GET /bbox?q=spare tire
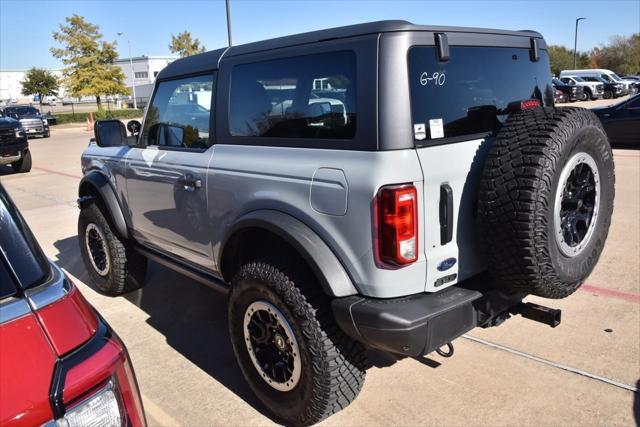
[478,107,615,299]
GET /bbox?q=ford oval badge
[437,257,457,271]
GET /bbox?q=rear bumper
[332,284,522,357]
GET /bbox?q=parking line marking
[32,166,82,180]
[580,284,640,303]
[462,334,639,393]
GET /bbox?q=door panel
[124,72,217,269]
[126,147,214,268]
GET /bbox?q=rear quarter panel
[208,145,427,298]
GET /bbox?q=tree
[51,14,128,108]
[547,45,590,76]
[169,31,206,57]
[590,34,640,75]
[21,68,59,109]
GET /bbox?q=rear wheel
[228,261,366,426]
[11,150,31,173]
[603,90,613,99]
[78,202,147,295]
[478,107,615,298]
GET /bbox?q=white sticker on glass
[414,123,426,140]
[429,119,444,139]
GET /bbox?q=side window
[142,73,216,149]
[600,74,613,82]
[628,97,640,108]
[229,51,356,139]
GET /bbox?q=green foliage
[169,31,206,57]
[591,34,640,75]
[54,109,143,124]
[548,45,590,76]
[21,68,59,108]
[51,15,129,107]
[549,33,640,76]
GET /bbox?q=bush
[53,109,144,124]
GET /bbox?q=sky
[1,0,639,70]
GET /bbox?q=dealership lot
[1,127,638,426]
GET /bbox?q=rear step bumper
[332,284,560,357]
[332,286,482,357]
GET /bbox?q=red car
[0,184,145,427]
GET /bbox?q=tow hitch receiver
[511,302,561,327]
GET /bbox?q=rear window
[408,46,553,143]
[229,51,356,140]
[0,259,17,300]
[0,187,49,289]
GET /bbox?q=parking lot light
[574,17,586,68]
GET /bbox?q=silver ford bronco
[78,21,615,425]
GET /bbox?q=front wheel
[78,202,147,295]
[11,150,31,173]
[228,261,366,426]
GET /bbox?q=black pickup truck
[552,78,584,103]
[1,106,50,138]
[0,117,31,173]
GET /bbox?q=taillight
[46,280,146,427]
[375,184,418,265]
[53,332,146,427]
[520,99,541,109]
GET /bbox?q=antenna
[226,0,233,47]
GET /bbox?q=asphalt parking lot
[1,124,638,426]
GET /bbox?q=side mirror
[127,120,142,136]
[94,119,127,147]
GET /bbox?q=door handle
[179,175,202,192]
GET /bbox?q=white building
[0,55,177,103]
[115,55,178,89]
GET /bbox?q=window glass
[628,96,640,108]
[134,72,149,79]
[0,259,17,300]
[229,51,356,139]
[0,188,49,289]
[142,73,215,149]
[408,47,554,142]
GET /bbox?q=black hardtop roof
[157,20,543,80]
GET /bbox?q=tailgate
[416,139,487,291]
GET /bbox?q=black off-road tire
[43,129,51,138]
[228,260,367,426]
[603,90,613,99]
[478,107,615,298]
[11,150,32,173]
[78,202,147,295]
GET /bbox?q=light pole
[117,32,137,109]
[573,17,586,69]
[226,0,232,47]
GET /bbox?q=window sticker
[413,123,426,140]
[420,71,446,86]
[429,118,444,139]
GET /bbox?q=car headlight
[56,381,122,427]
[14,128,25,138]
[42,118,48,125]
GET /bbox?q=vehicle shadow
[52,235,442,422]
[0,165,15,176]
[52,235,270,419]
